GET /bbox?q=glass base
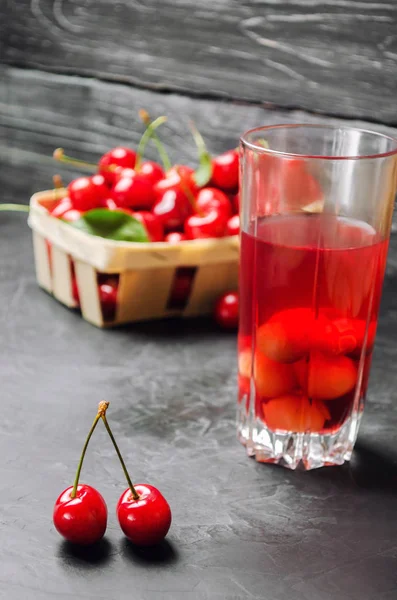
[237,399,250,446]
[239,412,362,470]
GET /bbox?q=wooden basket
[28,191,239,327]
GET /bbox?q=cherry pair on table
[53,401,172,547]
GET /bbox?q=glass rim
[240,123,397,161]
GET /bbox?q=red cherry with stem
[195,187,232,218]
[183,187,231,239]
[99,281,118,321]
[165,231,188,243]
[98,147,137,185]
[51,197,73,218]
[226,214,240,236]
[153,188,192,231]
[214,291,239,329]
[100,407,172,546]
[117,484,172,547]
[211,149,239,191]
[53,402,109,545]
[53,485,107,546]
[109,117,169,210]
[69,177,102,211]
[154,165,198,202]
[133,211,164,242]
[139,161,164,186]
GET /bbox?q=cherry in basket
[211,149,239,191]
[98,146,137,185]
[184,187,231,239]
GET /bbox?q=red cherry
[91,174,109,202]
[184,209,227,239]
[211,150,239,191]
[68,177,102,211]
[139,161,164,186]
[99,282,118,321]
[214,292,238,329]
[98,147,137,185]
[72,276,80,305]
[226,214,240,236]
[154,165,198,200]
[195,187,232,218]
[133,211,164,242]
[165,231,188,243]
[153,188,192,231]
[255,350,297,399]
[295,352,357,400]
[112,171,156,209]
[117,484,172,546]
[113,167,135,184]
[263,395,329,433]
[168,268,195,307]
[51,197,73,218]
[257,308,312,363]
[53,484,107,546]
[184,187,231,240]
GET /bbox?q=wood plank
[32,231,52,293]
[74,260,104,327]
[1,1,397,122]
[51,245,76,307]
[1,66,397,210]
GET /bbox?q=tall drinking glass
[238,125,397,470]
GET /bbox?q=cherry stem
[139,110,172,172]
[100,413,140,501]
[53,174,65,189]
[189,120,208,158]
[0,204,29,213]
[188,120,213,188]
[135,115,168,173]
[70,401,109,499]
[53,148,98,172]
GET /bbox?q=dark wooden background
[2,0,397,206]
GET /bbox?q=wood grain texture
[1,0,397,122]
[2,65,397,208]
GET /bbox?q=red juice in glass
[238,213,388,440]
[238,124,397,469]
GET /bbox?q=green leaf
[68,209,149,243]
[189,121,213,187]
[194,150,213,187]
